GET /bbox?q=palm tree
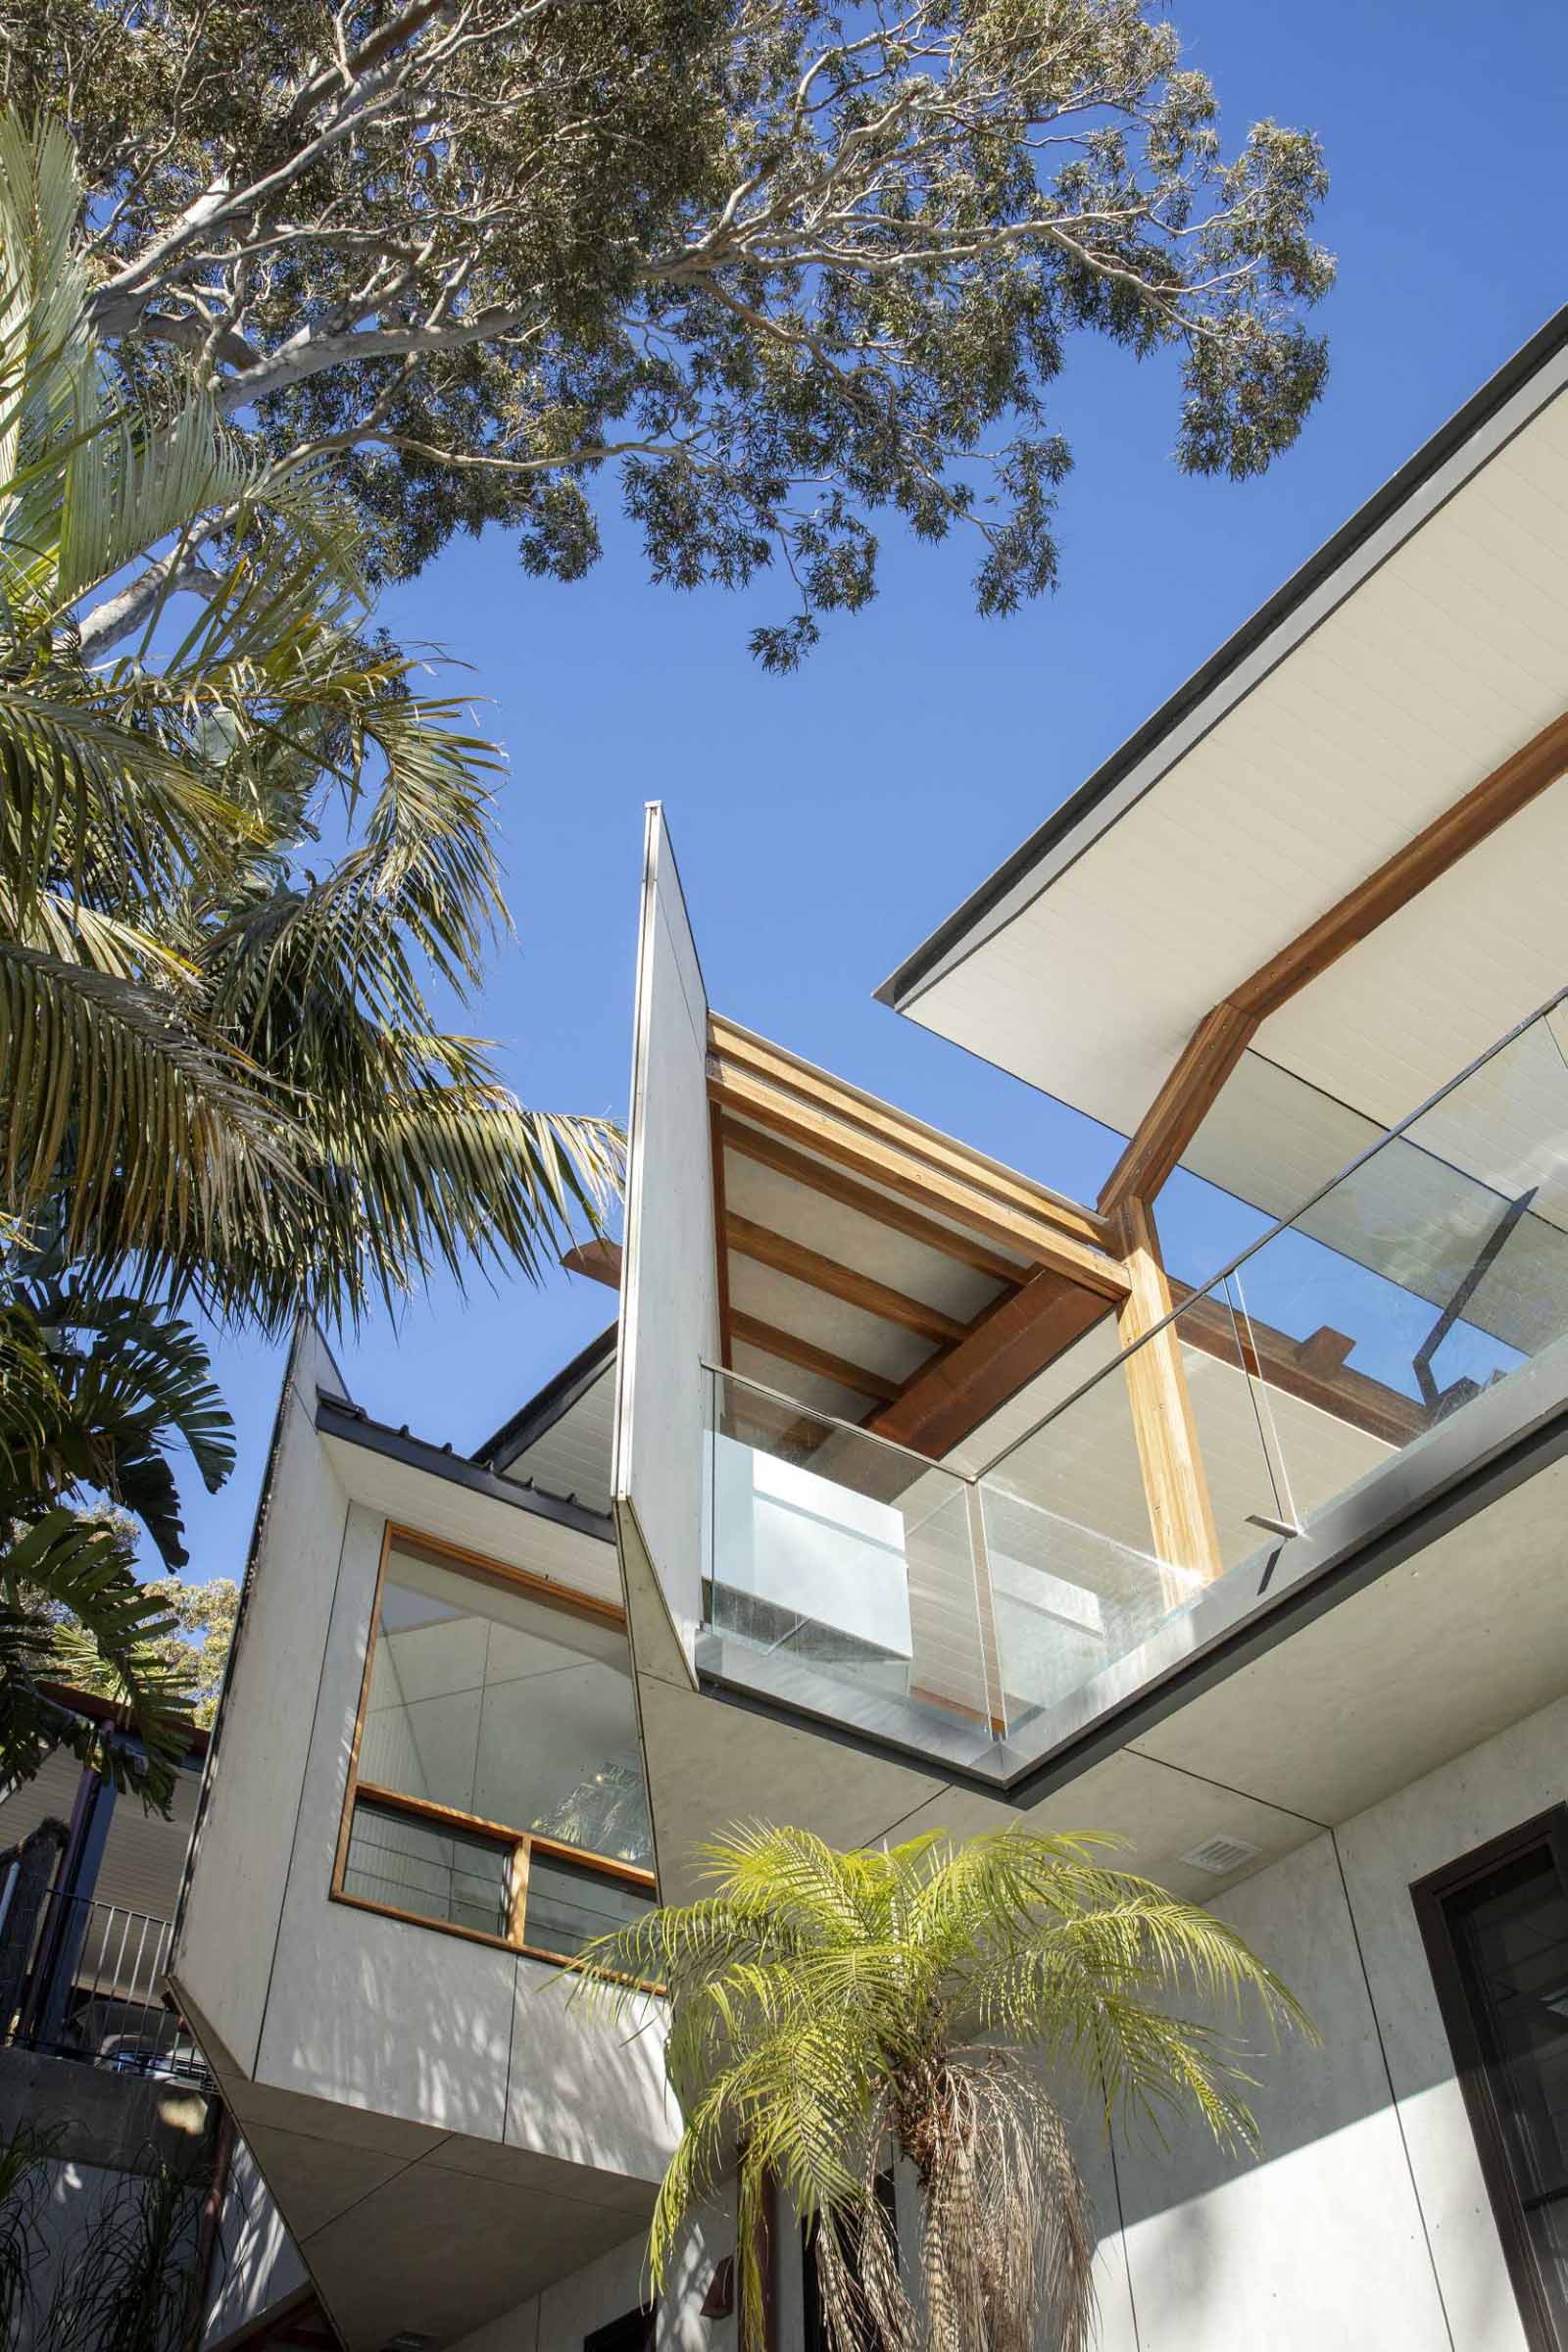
[1,1273,233,1804]
[0,108,620,1325]
[0,106,619,1791]
[576,1823,1313,2352]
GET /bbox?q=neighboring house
[174,308,1568,2352]
[0,1695,225,2343]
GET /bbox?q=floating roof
[878,306,1568,1222]
[474,1320,617,1513]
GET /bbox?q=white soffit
[881,318,1568,1154]
[317,1430,623,1614]
[504,1360,616,1516]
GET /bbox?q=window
[335,1529,656,1964]
[583,2305,656,2352]
[1414,1808,1568,2352]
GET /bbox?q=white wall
[613,805,720,1682]
[1098,1693,1568,2351]
[245,1489,677,2183]
[1338,1695,1568,2350]
[173,1323,352,2078]
[199,2131,308,2349]
[446,2194,739,2352]
[445,2129,1140,2352]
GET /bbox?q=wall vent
[1179,1834,1262,1877]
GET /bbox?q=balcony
[2,1885,209,2084]
[697,988,1568,1786]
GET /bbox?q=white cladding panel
[895,375,1568,1191]
[613,807,720,1673]
[198,2133,307,2350]
[173,1323,351,2077]
[510,1362,616,1515]
[709,1430,914,1656]
[1099,1693,1568,2350]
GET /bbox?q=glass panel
[972,994,1568,1757]
[706,1370,997,1737]
[1446,1842,1568,2327]
[343,1799,513,1939]
[524,1852,655,1963]
[981,1482,1183,1726]
[362,1539,653,1870]
[1177,1004,1568,1543]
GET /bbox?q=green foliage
[0,2125,204,2349]
[0,1278,227,1803]
[58,1558,239,1733]
[126,1575,237,1731]
[574,1822,1314,2352]
[2,0,1332,663]
[0,2122,61,2345]
[44,2155,198,2352]
[0,108,621,1327]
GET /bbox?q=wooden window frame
[1411,1804,1568,2352]
[331,1523,656,1971]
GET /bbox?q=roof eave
[877,301,1568,1015]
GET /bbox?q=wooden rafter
[867,1270,1110,1457]
[726,1213,969,1346]
[1173,1283,1426,1447]
[710,1101,734,1366]
[719,1116,1025,1283]
[710,1049,1128,1297]
[562,1237,622,1287]
[729,1310,901,1403]
[711,1017,1108,1240]
[1099,705,1568,1218]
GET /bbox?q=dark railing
[3,1882,211,2086]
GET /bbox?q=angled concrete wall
[198,2131,308,2349]
[172,1324,352,2080]
[613,804,720,1685]
[1095,1694,1568,2351]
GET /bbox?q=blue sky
[177,0,1568,1584]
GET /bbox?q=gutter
[314,1393,615,1544]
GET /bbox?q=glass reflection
[360,1540,653,1869]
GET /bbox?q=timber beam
[1099,705,1568,1219]
[867,1271,1110,1458]
[709,1027,1127,1298]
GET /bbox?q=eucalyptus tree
[578,1822,1311,2352]
[4,0,1333,667]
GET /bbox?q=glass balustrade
[702,1367,1004,1755]
[699,992,1568,1772]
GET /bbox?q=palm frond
[0,687,250,921]
[0,935,300,1262]
[0,1509,194,1808]
[570,1821,1313,2352]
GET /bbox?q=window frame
[331,1522,657,1969]
[1411,1803,1568,2352]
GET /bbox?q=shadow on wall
[259,1683,675,2184]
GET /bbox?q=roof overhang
[877,306,1568,1219]
[473,1322,617,1474]
[314,1395,621,1615]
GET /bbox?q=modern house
[176,306,1568,2352]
